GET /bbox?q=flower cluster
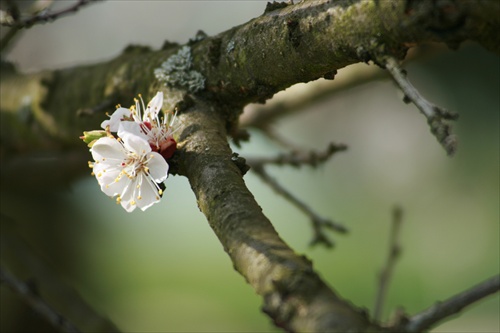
[81,92,179,212]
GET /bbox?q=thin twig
[403,274,500,332]
[0,213,121,332]
[1,0,102,53]
[246,142,347,168]
[373,206,403,321]
[251,164,347,248]
[1,0,101,29]
[0,266,81,333]
[384,56,459,156]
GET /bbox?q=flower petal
[101,108,132,132]
[91,137,126,162]
[118,121,148,142]
[135,174,162,211]
[121,132,151,155]
[144,92,163,122]
[147,151,169,183]
[119,176,139,212]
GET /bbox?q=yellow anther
[97,172,102,178]
[137,195,142,200]
[131,200,136,205]
[159,189,163,195]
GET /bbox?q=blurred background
[1,1,498,332]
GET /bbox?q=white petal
[118,121,148,142]
[136,174,161,211]
[102,169,130,197]
[147,152,169,183]
[91,137,126,162]
[101,108,132,132]
[119,176,139,212]
[144,92,163,122]
[122,132,151,155]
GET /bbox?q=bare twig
[251,164,347,247]
[0,266,80,333]
[403,274,500,332]
[247,143,348,247]
[1,0,102,53]
[1,0,101,29]
[384,56,459,156]
[246,142,347,168]
[373,206,404,321]
[0,213,121,332]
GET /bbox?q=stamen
[139,95,146,118]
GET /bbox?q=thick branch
[1,0,498,153]
[192,0,499,108]
[175,98,384,332]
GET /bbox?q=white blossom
[101,91,178,158]
[89,133,169,212]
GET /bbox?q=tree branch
[251,164,347,248]
[1,0,498,153]
[246,142,347,168]
[384,56,458,155]
[403,274,500,332]
[1,0,101,29]
[1,1,498,331]
[0,213,121,332]
[0,0,102,53]
[0,266,80,333]
[373,206,403,321]
[174,98,384,332]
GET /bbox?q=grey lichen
[154,46,205,93]
[226,40,235,53]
